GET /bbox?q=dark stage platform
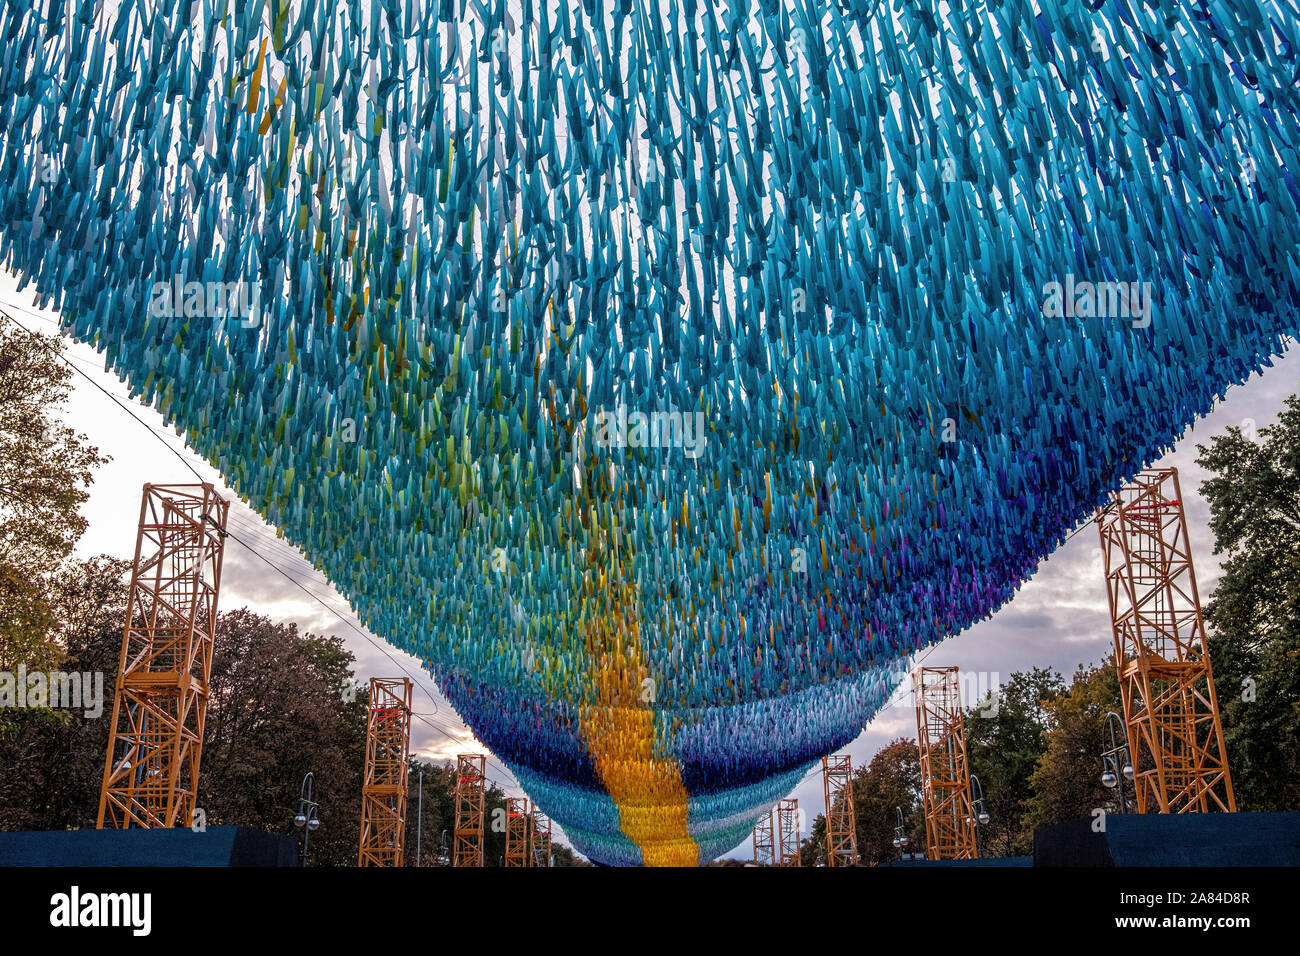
[0,826,299,867]
[1034,812,1300,867]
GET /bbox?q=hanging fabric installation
[1,0,1297,864]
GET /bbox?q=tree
[0,316,107,671]
[199,609,369,865]
[478,781,515,866]
[850,738,922,865]
[1024,660,1122,830]
[2,603,378,862]
[0,564,56,672]
[49,555,132,655]
[404,758,455,866]
[799,812,827,866]
[0,556,130,830]
[551,844,589,867]
[1197,395,1300,810]
[964,667,1065,856]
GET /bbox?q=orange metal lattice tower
[822,755,858,866]
[752,809,776,866]
[453,753,486,866]
[776,798,802,867]
[1097,468,1236,813]
[358,677,413,866]
[98,484,229,829]
[503,797,532,867]
[914,666,977,859]
[530,808,552,867]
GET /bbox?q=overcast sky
[4,271,1297,862]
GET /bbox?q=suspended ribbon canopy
[1,0,1297,864]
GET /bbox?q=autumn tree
[1024,660,1122,829]
[850,738,922,865]
[198,608,369,865]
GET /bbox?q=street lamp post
[1100,710,1135,814]
[293,771,321,866]
[967,774,990,858]
[891,806,911,860]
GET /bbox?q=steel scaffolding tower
[358,677,413,866]
[914,666,978,859]
[776,798,802,867]
[98,484,229,829]
[822,755,858,866]
[752,810,776,866]
[1097,468,1236,813]
[504,797,532,867]
[453,754,486,866]
[530,808,553,867]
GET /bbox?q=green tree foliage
[551,843,587,866]
[799,812,827,866]
[404,758,456,866]
[964,667,1064,856]
[0,565,56,672]
[849,738,922,865]
[1024,661,1122,829]
[0,317,107,672]
[1197,393,1300,810]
